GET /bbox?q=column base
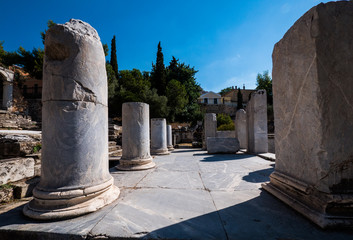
[262,171,353,229]
[116,157,156,171]
[23,178,119,220]
[167,146,175,151]
[151,148,170,155]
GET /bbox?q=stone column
[247,90,268,153]
[150,118,170,155]
[235,109,247,149]
[23,19,120,220]
[117,102,155,170]
[2,81,13,110]
[167,125,174,151]
[203,113,217,150]
[263,1,353,228]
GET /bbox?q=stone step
[109,149,122,157]
[109,146,119,152]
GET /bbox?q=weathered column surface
[0,67,14,110]
[167,125,174,151]
[247,90,268,153]
[117,102,155,170]
[263,1,353,229]
[23,19,120,220]
[150,118,169,155]
[203,113,217,150]
[235,109,247,149]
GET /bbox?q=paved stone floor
[0,148,352,239]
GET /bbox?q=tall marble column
[263,1,353,228]
[150,118,170,155]
[117,102,155,170]
[203,113,217,150]
[235,109,247,149]
[23,19,120,220]
[167,124,174,151]
[247,90,268,153]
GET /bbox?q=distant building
[222,85,254,109]
[198,91,223,105]
[198,85,255,117]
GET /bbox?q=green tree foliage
[237,88,243,110]
[2,47,44,79]
[219,87,233,96]
[216,113,234,130]
[110,35,118,79]
[40,20,56,44]
[102,43,109,57]
[150,41,166,95]
[109,69,168,118]
[166,79,188,122]
[0,41,5,65]
[141,88,168,118]
[256,70,273,105]
[106,63,118,100]
[165,57,202,123]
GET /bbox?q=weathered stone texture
[247,90,268,153]
[216,131,235,138]
[167,125,174,151]
[117,102,155,170]
[0,157,35,185]
[263,1,353,228]
[235,109,247,149]
[203,113,217,150]
[23,19,119,220]
[207,137,240,154]
[150,118,169,155]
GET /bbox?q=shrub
[217,113,233,127]
[217,123,235,131]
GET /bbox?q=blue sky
[0,0,332,92]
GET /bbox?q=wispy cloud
[281,3,291,14]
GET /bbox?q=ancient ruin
[22,19,120,220]
[167,124,174,151]
[0,67,14,111]
[235,109,247,149]
[247,90,268,153]
[263,1,353,228]
[117,102,155,170]
[203,113,217,150]
[150,118,170,155]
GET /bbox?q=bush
[217,123,235,131]
[217,113,233,127]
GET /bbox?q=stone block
[247,90,268,153]
[0,157,35,185]
[207,137,240,154]
[13,177,40,199]
[203,113,217,150]
[263,1,353,229]
[235,109,247,149]
[0,187,13,203]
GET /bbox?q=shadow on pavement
[242,167,274,183]
[197,153,253,162]
[144,191,353,240]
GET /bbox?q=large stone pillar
[247,90,268,153]
[117,102,155,170]
[150,118,169,155]
[235,109,247,149]
[2,81,13,110]
[23,19,120,220]
[263,1,353,229]
[167,125,174,151]
[203,113,217,150]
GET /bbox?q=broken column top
[43,19,107,105]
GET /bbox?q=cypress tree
[237,88,243,110]
[110,35,118,79]
[151,41,166,95]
